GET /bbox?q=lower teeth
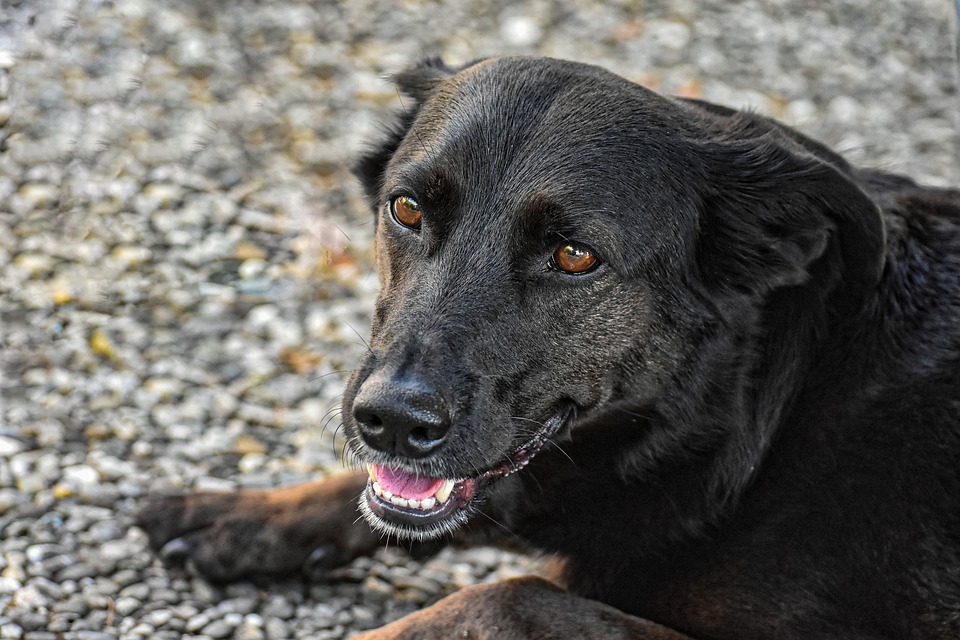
[372,483,443,511]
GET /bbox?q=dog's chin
[357,408,573,540]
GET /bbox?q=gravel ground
[1,1,958,638]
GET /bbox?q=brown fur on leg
[354,577,695,640]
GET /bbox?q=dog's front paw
[137,472,378,582]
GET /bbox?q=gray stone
[125,623,156,636]
[261,596,295,619]
[0,436,27,456]
[0,624,23,639]
[86,519,125,542]
[73,632,115,640]
[56,562,97,581]
[113,596,141,617]
[217,596,259,616]
[185,612,212,633]
[28,576,65,600]
[45,614,74,632]
[142,608,174,627]
[201,618,237,639]
[52,595,89,615]
[118,583,150,601]
[235,623,267,640]
[98,538,141,563]
[149,587,181,604]
[264,617,290,640]
[8,609,48,631]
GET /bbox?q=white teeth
[366,464,377,481]
[370,474,452,510]
[435,479,455,503]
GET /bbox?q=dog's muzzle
[358,406,574,538]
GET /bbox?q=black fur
[345,56,960,638]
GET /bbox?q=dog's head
[343,57,885,539]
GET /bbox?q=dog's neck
[627,274,840,538]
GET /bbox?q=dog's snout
[353,374,451,458]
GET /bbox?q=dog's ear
[351,57,460,211]
[392,56,458,102]
[691,134,886,302]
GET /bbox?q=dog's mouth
[360,408,572,538]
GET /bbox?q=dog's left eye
[390,195,422,229]
[551,243,600,274]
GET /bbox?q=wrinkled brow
[514,191,623,259]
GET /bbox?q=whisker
[618,408,654,421]
[509,416,548,428]
[547,442,576,466]
[507,416,576,465]
[308,369,353,382]
[320,415,343,440]
[476,509,521,541]
[318,404,342,427]
[340,320,372,351]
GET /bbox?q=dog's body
[139,57,960,639]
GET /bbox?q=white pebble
[0,436,26,456]
[62,465,101,486]
[500,15,542,46]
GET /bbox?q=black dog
[139,57,960,639]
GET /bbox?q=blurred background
[1,1,958,638]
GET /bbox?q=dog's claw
[303,543,347,580]
[158,537,192,565]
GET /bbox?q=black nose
[352,372,451,458]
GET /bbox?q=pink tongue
[376,466,445,500]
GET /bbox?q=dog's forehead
[394,58,699,200]
[416,58,647,152]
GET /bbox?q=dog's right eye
[390,196,422,230]
[551,243,600,275]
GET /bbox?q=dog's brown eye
[552,243,599,274]
[391,196,422,229]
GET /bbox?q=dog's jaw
[357,407,574,540]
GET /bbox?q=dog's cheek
[493,286,652,411]
[374,223,418,292]
[572,286,697,410]
[374,231,391,290]
[369,231,423,340]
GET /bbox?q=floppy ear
[692,134,886,302]
[351,57,460,210]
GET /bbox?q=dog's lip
[362,407,573,529]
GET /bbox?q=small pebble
[142,608,173,627]
[201,618,236,639]
[114,596,141,616]
[1,624,23,639]
[186,612,211,633]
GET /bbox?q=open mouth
[360,409,571,537]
